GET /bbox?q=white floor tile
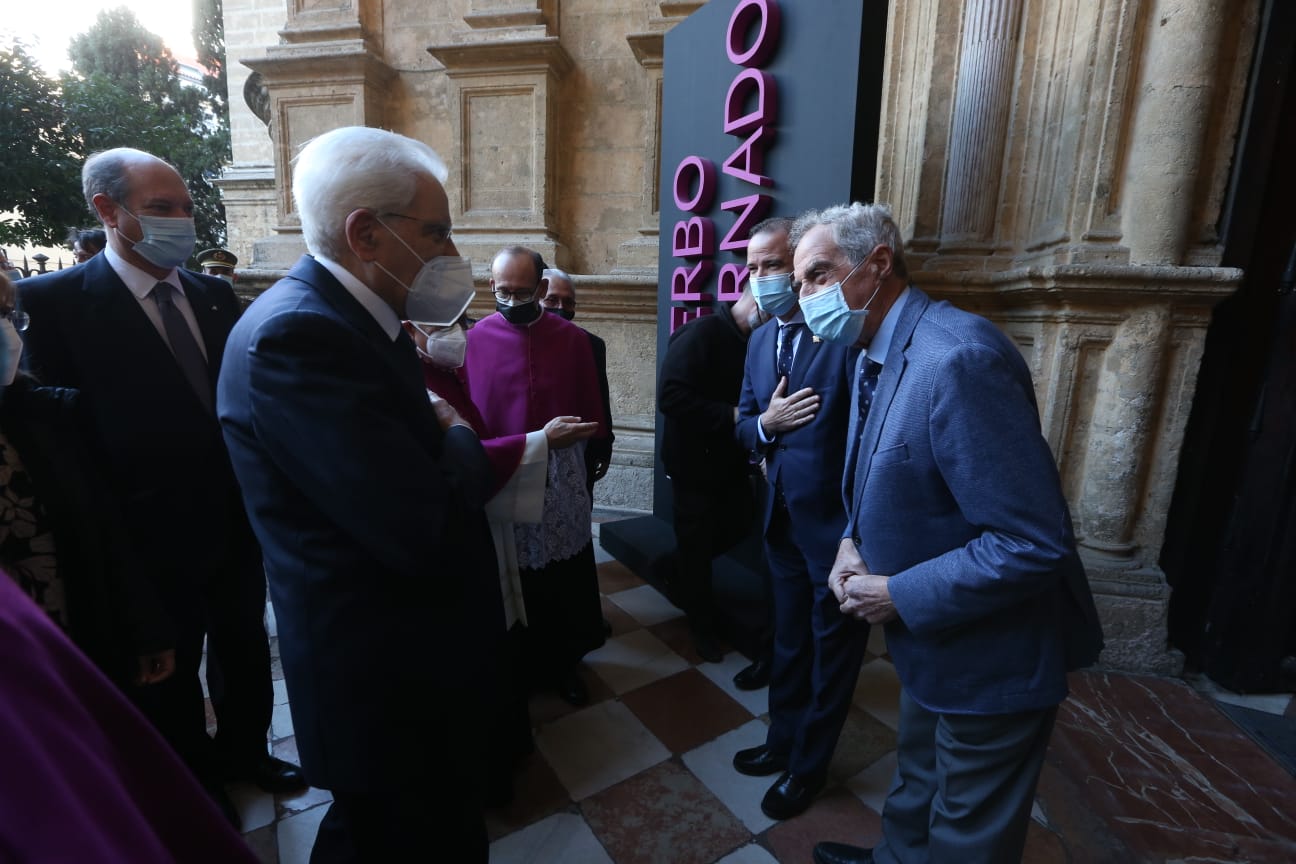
[715,843,781,864]
[271,701,295,741]
[490,812,614,864]
[275,802,328,864]
[273,678,290,706]
[585,629,689,695]
[607,583,683,626]
[697,653,770,716]
[227,782,275,832]
[844,748,897,814]
[853,657,902,731]
[278,784,333,814]
[264,597,277,638]
[682,718,777,833]
[536,700,670,801]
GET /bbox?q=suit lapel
[80,256,177,371]
[851,289,930,518]
[178,271,228,388]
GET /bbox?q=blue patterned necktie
[153,282,213,413]
[777,322,804,378]
[858,359,883,425]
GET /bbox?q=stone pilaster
[427,14,573,275]
[938,0,1024,254]
[239,0,393,268]
[1121,0,1229,265]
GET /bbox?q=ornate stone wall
[220,0,1262,670]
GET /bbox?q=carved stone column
[938,0,1024,255]
[1121,0,1228,264]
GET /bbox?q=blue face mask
[800,257,879,347]
[751,272,798,317]
[117,206,196,270]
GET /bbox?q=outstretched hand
[544,415,599,449]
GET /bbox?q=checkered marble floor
[228,521,1296,863]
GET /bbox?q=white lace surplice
[484,430,549,628]
[514,442,591,571]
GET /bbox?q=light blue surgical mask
[751,272,798,317]
[116,205,197,270]
[800,257,879,347]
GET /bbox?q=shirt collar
[777,309,806,327]
[315,256,402,341]
[864,285,911,366]
[105,243,182,300]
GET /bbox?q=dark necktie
[858,358,883,425]
[153,282,213,413]
[777,322,804,379]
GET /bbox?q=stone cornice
[242,42,396,88]
[919,264,1242,307]
[626,32,664,68]
[427,36,574,78]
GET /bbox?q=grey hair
[293,127,449,261]
[82,148,174,217]
[790,202,908,279]
[748,216,793,240]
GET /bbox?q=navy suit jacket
[19,255,259,620]
[736,321,858,572]
[845,287,1103,715]
[216,255,501,792]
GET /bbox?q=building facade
[219,0,1274,676]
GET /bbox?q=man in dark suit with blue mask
[797,203,1104,864]
[732,217,870,821]
[19,148,301,823]
[217,126,502,862]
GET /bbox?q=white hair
[790,202,908,279]
[292,127,448,261]
[542,267,572,284]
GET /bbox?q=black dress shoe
[733,658,771,690]
[813,841,874,864]
[732,744,787,777]
[230,755,307,794]
[760,771,825,820]
[556,668,589,706]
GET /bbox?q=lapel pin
[812,335,822,343]
[211,305,218,311]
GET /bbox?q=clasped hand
[544,415,599,449]
[760,377,820,435]
[830,538,897,624]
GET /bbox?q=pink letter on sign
[671,217,716,259]
[724,69,778,136]
[671,305,712,333]
[716,263,749,301]
[720,194,772,252]
[671,260,716,302]
[722,126,775,187]
[726,0,782,68]
[673,156,717,213]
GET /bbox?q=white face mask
[116,205,197,270]
[412,323,468,369]
[0,319,23,386]
[375,219,475,326]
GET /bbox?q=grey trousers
[874,689,1058,864]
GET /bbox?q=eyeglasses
[493,286,539,303]
[379,212,453,243]
[2,309,29,331]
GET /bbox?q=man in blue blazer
[19,148,300,820]
[795,204,1104,864]
[217,126,502,862]
[732,218,870,820]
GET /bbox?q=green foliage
[1,5,231,254]
[0,42,84,246]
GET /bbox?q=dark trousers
[310,786,488,864]
[131,562,273,784]
[670,474,755,633]
[764,503,869,780]
[876,690,1058,864]
[520,541,605,684]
